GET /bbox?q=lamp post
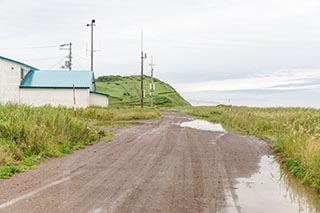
[86,19,95,71]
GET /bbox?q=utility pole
[140,30,147,108]
[149,56,156,107]
[60,42,72,70]
[86,19,96,71]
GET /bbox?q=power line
[23,57,61,61]
[0,45,59,50]
[126,72,140,76]
[48,57,68,70]
[70,58,89,70]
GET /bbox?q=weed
[0,104,161,179]
[181,105,320,192]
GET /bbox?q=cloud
[174,69,320,92]
[1,0,320,86]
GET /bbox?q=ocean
[181,88,320,108]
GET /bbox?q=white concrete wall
[89,93,109,107]
[0,59,31,104]
[20,88,90,108]
[0,58,106,108]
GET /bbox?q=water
[180,119,226,132]
[180,119,320,212]
[226,155,320,213]
[181,89,320,108]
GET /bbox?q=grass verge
[0,104,161,179]
[180,105,320,192]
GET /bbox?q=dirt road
[0,112,269,213]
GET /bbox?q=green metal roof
[0,56,38,70]
[20,70,94,89]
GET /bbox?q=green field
[0,104,161,179]
[96,75,190,107]
[181,105,320,192]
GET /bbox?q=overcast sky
[1,0,320,106]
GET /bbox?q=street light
[86,19,96,71]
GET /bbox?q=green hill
[96,75,190,107]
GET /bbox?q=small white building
[0,56,109,108]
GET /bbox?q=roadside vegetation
[181,105,320,192]
[0,104,161,179]
[96,75,191,107]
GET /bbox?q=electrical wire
[23,57,61,62]
[47,57,67,70]
[71,58,90,70]
[0,45,59,50]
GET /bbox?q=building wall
[0,58,108,108]
[89,93,109,107]
[20,88,90,108]
[0,59,31,104]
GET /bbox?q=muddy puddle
[180,119,320,212]
[180,119,226,132]
[225,155,320,213]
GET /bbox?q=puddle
[180,119,226,132]
[227,155,320,213]
[180,119,320,212]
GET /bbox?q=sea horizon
[181,88,320,108]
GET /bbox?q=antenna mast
[149,56,156,107]
[60,42,72,70]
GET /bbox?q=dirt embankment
[0,112,268,213]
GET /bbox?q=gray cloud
[1,0,320,90]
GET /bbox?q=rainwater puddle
[180,119,226,132]
[227,155,320,213]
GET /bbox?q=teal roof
[90,91,110,97]
[20,70,94,89]
[0,56,38,70]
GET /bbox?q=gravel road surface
[0,111,269,213]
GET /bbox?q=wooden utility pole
[140,30,147,108]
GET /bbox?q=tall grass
[0,104,161,179]
[78,106,162,121]
[182,105,320,192]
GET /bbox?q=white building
[0,56,109,108]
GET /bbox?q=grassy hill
[96,75,191,107]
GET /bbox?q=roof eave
[19,86,90,89]
[0,56,38,70]
[90,91,110,97]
